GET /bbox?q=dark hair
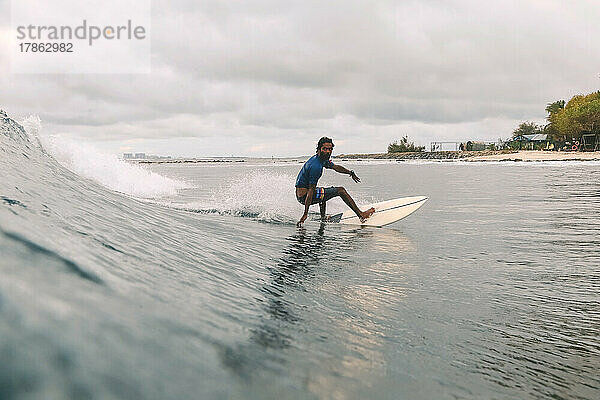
[316,137,334,151]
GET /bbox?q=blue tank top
[295,155,334,188]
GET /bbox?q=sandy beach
[469,150,600,162]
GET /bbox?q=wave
[20,114,189,199]
[1,228,104,284]
[2,111,306,225]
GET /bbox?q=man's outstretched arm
[332,164,360,183]
[297,184,316,226]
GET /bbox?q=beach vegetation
[512,121,543,137]
[546,91,600,141]
[388,136,425,153]
[545,100,565,115]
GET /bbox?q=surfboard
[329,196,428,227]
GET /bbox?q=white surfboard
[329,196,428,227]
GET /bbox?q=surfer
[296,137,375,227]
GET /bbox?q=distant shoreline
[136,158,246,164]
[467,150,600,162]
[336,150,516,160]
[337,150,600,162]
[131,150,600,164]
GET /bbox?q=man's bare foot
[359,207,375,222]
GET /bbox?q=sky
[1,0,599,157]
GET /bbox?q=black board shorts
[296,186,338,205]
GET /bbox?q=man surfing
[296,137,375,227]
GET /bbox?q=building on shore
[123,152,172,161]
[512,134,549,150]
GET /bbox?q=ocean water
[1,114,599,400]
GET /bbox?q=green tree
[548,91,600,141]
[544,100,565,141]
[388,136,425,153]
[545,100,565,117]
[512,121,542,138]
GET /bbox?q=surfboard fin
[328,213,343,223]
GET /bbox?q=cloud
[1,0,599,156]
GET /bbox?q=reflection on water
[218,224,418,397]
[250,225,329,352]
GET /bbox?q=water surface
[1,117,599,399]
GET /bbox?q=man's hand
[297,212,308,227]
[350,171,361,183]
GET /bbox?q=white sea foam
[20,114,44,148]
[21,115,188,199]
[183,170,299,223]
[180,169,362,223]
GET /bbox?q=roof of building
[515,134,548,141]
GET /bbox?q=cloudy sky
[1,0,599,157]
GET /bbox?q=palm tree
[545,100,565,117]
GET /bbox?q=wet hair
[316,137,334,151]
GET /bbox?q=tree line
[387,90,600,153]
[513,90,600,141]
